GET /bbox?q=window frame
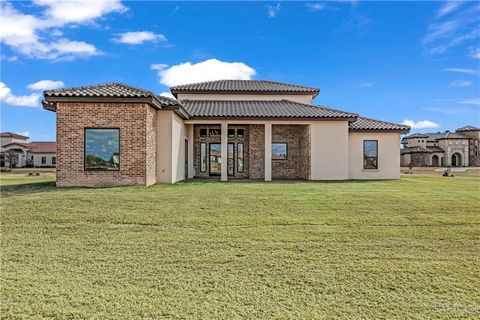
[237,128,245,138]
[237,143,244,173]
[228,128,236,138]
[84,128,121,171]
[200,142,207,173]
[272,142,288,160]
[363,140,378,170]
[41,156,46,165]
[52,156,56,165]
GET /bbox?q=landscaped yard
[1,173,479,319]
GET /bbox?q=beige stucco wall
[176,93,313,105]
[349,132,401,179]
[310,121,349,180]
[32,153,56,167]
[156,110,190,183]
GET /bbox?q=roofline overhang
[185,116,356,122]
[350,129,410,134]
[42,96,189,119]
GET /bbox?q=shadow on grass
[1,181,58,197]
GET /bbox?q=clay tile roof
[180,99,357,120]
[171,80,320,97]
[400,146,433,154]
[43,83,180,109]
[403,133,429,139]
[2,141,56,153]
[456,125,480,132]
[427,146,444,153]
[348,117,410,132]
[0,132,29,139]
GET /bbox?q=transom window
[363,140,378,169]
[272,143,288,160]
[85,128,120,171]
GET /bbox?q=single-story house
[42,80,410,186]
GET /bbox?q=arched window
[432,155,439,167]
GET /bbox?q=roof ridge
[170,79,320,92]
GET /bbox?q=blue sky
[1,1,479,141]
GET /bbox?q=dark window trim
[41,156,47,164]
[199,128,207,137]
[84,127,121,171]
[227,128,236,138]
[52,156,56,165]
[272,142,288,160]
[237,142,244,173]
[237,128,245,138]
[363,140,378,170]
[200,142,207,173]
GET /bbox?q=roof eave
[187,116,356,121]
[42,96,169,111]
[350,128,410,134]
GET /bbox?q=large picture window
[85,128,120,171]
[363,140,378,169]
[272,143,288,160]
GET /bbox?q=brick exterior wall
[409,153,430,167]
[271,125,310,180]
[249,125,265,179]
[56,102,155,187]
[193,125,249,178]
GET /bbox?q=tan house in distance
[400,126,480,167]
[42,80,410,186]
[0,132,56,168]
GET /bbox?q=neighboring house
[42,81,410,187]
[0,132,56,168]
[400,125,480,167]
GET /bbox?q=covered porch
[186,121,311,181]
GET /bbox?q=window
[200,143,207,172]
[237,129,244,138]
[200,129,207,137]
[84,128,120,171]
[228,143,234,176]
[52,156,56,165]
[237,143,244,173]
[272,143,287,160]
[363,140,378,169]
[209,129,220,137]
[41,157,46,164]
[228,129,235,138]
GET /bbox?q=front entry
[451,153,462,167]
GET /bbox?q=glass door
[209,143,221,175]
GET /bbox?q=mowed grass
[1,173,479,319]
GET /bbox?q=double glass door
[209,143,234,176]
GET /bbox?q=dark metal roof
[348,117,410,132]
[400,146,433,154]
[180,99,357,120]
[171,80,320,97]
[456,125,480,132]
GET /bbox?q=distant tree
[5,150,18,168]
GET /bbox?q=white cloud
[266,3,281,18]
[443,68,478,75]
[151,59,256,87]
[354,82,373,88]
[423,2,480,55]
[306,3,326,11]
[0,82,41,107]
[113,31,167,45]
[458,98,480,106]
[19,131,31,138]
[160,92,176,99]
[0,1,125,60]
[27,80,64,90]
[449,80,472,87]
[470,47,480,59]
[402,119,440,129]
[436,1,463,18]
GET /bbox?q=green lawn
[1,174,479,319]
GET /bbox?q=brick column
[221,123,228,181]
[264,123,272,181]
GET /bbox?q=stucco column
[464,146,469,166]
[264,123,272,182]
[221,123,228,181]
[447,147,451,166]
